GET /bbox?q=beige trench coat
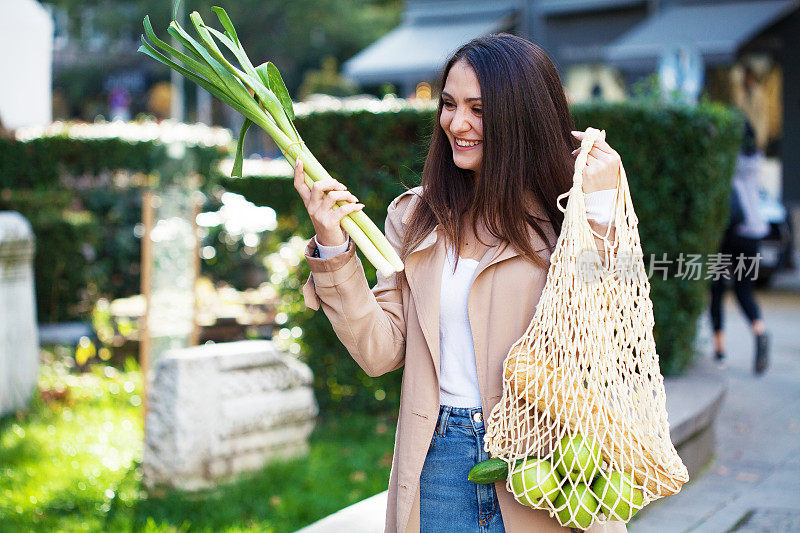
[303,186,626,533]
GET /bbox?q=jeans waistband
[439,405,483,417]
[435,404,485,436]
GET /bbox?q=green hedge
[0,136,223,190]
[225,101,741,415]
[221,109,432,415]
[571,102,743,374]
[12,193,101,322]
[1,104,741,411]
[225,109,434,416]
[0,134,226,322]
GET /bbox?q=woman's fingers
[593,140,614,154]
[573,149,603,162]
[591,144,621,167]
[309,178,347,207]
[588,146,613,162]
[571,130,620,193]
[592,134,619,157]
[293,158,311,204]
[586,153,602,167]
[572,129,611,150]
[291,159,360,245]
[332,202,364,222]
[321,189,359,212]
[573,146,618,167]
[572,147,613,159]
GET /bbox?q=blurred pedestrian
[710,122,770,374]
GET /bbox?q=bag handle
[572,127,605,193]
[555,127,638,267]
[556,127,605,214]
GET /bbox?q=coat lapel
[399,192,553,388]
[403,226,445,383]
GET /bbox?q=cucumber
[468,458,509,484]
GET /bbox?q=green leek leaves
[139,6,404,276]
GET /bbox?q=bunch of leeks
[138,6,404,276]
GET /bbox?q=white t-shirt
[438,247,482,407]
[316,189,617,407]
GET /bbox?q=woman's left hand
[571,130,621,194]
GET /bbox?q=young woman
[710,122,771,374]
[296,34,626,532]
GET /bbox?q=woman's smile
[454,137,482,150]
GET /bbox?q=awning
[538,0,646,16]
[342,16,512,88]
[606,0,798,70]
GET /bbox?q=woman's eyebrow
[441,91,482,102]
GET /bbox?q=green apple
[554,482,600,529]
[553,434,602,483]
[509,458,560,507]
[591,470,643,521]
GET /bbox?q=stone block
[0,212,38,417]
[143,340,318,489]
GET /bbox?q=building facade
[343,0,800,249]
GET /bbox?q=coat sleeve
[300,195,408,377]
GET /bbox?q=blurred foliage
[223,108,433,416]
[44,0,403,119]
[0,192,102,322]
[0,99,742,415]
[298,57,359,100]
[225,101,742,418]
[0,136,226,322]
[0,136,223,189]
[0,355,143,531]
[0,356,396,532]
[571,101,744,374]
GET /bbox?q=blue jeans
[419,405,506,533]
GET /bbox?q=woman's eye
[442,101,455,109]
[473,107,482,115]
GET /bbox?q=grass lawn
[0,358,397,532]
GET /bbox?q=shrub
[571,102,743,374]
[229,101,741,415]
[241,107,433,416]
[0,122,229,322]
[10,192,101,322]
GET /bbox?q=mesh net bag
[484,128,688,530]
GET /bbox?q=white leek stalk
[139,5,404,277]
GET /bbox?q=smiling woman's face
[439,58,483,176]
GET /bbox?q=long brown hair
[401,33,576,270]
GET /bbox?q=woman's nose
[451,109,471,133]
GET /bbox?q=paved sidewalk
[631,288,800,533]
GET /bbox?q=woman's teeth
[455,139,480,147]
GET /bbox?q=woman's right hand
[293,157,364,246]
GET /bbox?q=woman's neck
[457,213,493,261]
